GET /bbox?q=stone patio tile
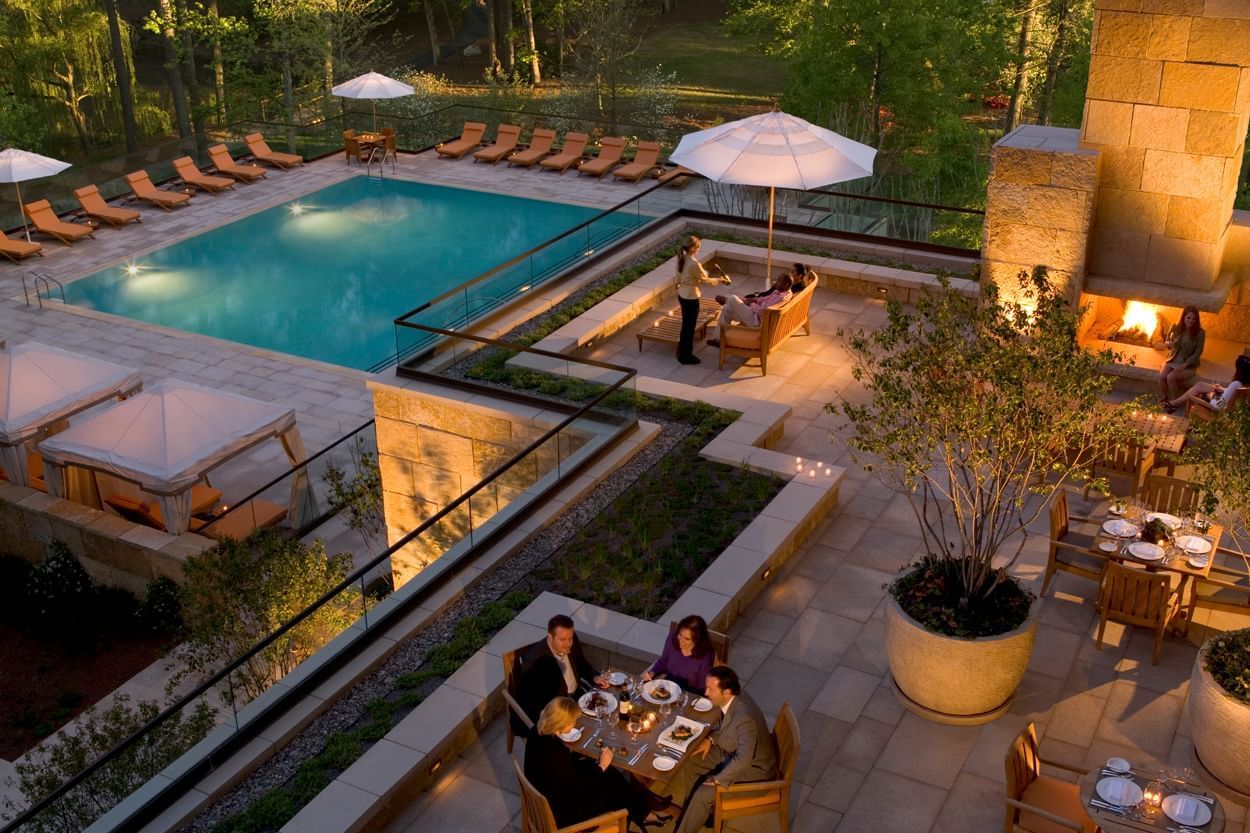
[835,769,948,833]
[1046,691,1106,749]
[833,716,895,773]
[741,609,796,645]
[791,801,842,833]
[791,709,853,788]
[933,772,1004,833]
[745,656,830,718]
[1112,629,1196,696]
[789,542,848,580]
[808,562,892,622]
[1063,660,1120,701]
[811,510,872,552]
[457,726,519,792]
[961,713,1037,784]
[860,679,906,726]
[756,574,821,615]
[402,772,520,833]
[724,634,774,680]
[1038,590,1099,636]
[772,609,861,669]
[808,666,880,723]
[1009,670,1067,724]
[808,762,868,813]
[1026,627,1084,680]
[572,603,637,647]
[844,528,922,575]
[838,617,889,678]
[1094,680,1184,758]
[875,712,980,790]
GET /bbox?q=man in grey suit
[671,666,778,833]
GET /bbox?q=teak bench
[718,276,818,375]
[637,298,721,352]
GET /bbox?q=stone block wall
[1080,0,1250,290]
[369,382,589,587]
[982,126,1101,304]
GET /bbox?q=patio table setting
[561,670,715,782]
[1079,757,1226,833]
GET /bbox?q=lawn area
[635,19,785,102]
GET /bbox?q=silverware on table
[1089,799,1126,815]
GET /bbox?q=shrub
[25,542,94,627]
[136,576,184,635]
[1206,628,1250,705]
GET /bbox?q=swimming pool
[64,178,643,370]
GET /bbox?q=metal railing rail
[0,343,637,833]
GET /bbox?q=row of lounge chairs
[1,134,303,264]
[435,122,682,184]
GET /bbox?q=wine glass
[627,715,643,742]
[594,699,612,738]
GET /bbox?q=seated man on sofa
[707,273,793,347]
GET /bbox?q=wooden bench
[637,298,721,352]
[718,276,818,376]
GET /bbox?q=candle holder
[1142,780,1165,817]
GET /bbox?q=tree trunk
[158,0,191,137]
[556,2,564,77]
[103,0,138,152]
[323,16,334,106]
[484,0,500,76]
[1005,0,1035,134]
[869,42,883,145]
[1038,0,1070,126]
[175,0,206,151]
[282,54,297,151]
[424,1,440,66]
[57,65,93,154]
[520,0,539,82]
[209,0,226,122]
[440,0,463,65]
[501,0,514,72]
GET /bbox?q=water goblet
[627,715,643,742]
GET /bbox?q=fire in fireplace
[1113,300,1166,347]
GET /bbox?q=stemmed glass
[627,715,643,742]
[595,698,616,741]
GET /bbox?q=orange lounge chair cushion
[202,497,287,541]
[437,122,487,157]
[245,133,304,166]
[1019,777,1097,833]
[24,200,93,239]
[126,173,192,205]
[75,186,140,224]
[0,234,42,258]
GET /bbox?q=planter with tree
[834,268,1131,724]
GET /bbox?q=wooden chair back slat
[1142,473,1200,516]
[774,702,799,782]
[1050,490,1070,539]
[513,757,559,833]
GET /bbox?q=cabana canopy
[0,341,142,487]
[39,379,306,534]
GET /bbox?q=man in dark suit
[518,614,603,726]
[672,666,778,833]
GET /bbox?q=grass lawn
[635,19,785,102]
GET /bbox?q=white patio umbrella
[331,71,415,131]
[669,108,877,282]
[0,148,72,242]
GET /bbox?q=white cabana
[38,379,311,535]
[0,342,142,488]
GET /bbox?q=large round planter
[884,591,1038,725]
[1189,640,1250,798]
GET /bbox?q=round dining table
[1077,763,1225,833]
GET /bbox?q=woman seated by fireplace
[1164,354,1250,415]
[1159,305,1205,405]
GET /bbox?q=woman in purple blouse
[641,615,715,694]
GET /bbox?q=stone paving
[380,287,1250,833]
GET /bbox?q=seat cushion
[1019,776,1097,833]
[723,326,762,349]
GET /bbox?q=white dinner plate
[641,679,683,705]
[1096,777,1144,807]
[692,697,713,712]
[1188,555,1211,569]
[1109,504,1126,516]
[1128,541,1164,561]
[579,691,618,715]
[605,671,629,686]
[1162,794,1213,827]
[558,726,583,742]
[1103,519,1139,538]
[1099,541,1118,552]
[652,755,677,772]
[1105,757,1131,774]
[1147,512,1183,530]
[1176,535,1213,555]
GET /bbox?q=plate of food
[1098,541,1118,552]
[1128,541,1164,561]
[605,671,629,686]
[652,755,678,772]
[1175,535,1213,555]
[1102,519,1138,538]
[558,726,584,742]
[692,697,713,712]
[579,690,618,716]
[1096,776,1143,807]
[657,716,707,754]
[1162,794,1213,827]
[642,679,683,705]
[1105,757,1131,774]
[1146,512,1183,530]
[1187,554,1210,569]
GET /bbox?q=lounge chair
[208,145,268,182]
[245,133,305,169]
[611,141,662,182]
[435,122,487,159]
[74,185,141,227]
[125,171,192,210]
[656,165,696,187]
[539,132,589,173]
[577,137,625,178]
[201,497,287,541]
[507,128,556,167]
[23,200,95,246]
[173,157,235,195]
[0,231,42,263]
[105,483,224,534]
[473,124,522,163]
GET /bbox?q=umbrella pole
[766,185,775,290]
[15,181,29,243]
[372,100,377,132]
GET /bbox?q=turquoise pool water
[65,178,640,370]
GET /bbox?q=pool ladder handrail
[365,143,394,179]
[22,270,66,309]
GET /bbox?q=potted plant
[1177,404,1250,794]
[833,268,1132,723]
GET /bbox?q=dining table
[1078,760,1225,833]
[563,680,714,783]
[1124,409,1189,456]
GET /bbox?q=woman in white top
[1165,354,1250,415]
[674,235,729,365]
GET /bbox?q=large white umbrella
[670,108,877,281]
[331,71,414,131]
[0,148,72,242]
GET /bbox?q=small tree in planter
[833,268,1134,721]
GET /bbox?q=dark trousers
[677,295,700,361]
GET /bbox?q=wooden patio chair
[540,133,589,173]
[173,157,236,195]
[577,137,625,178]
[435,121,487,159]
[512,757,627,833]
[1187,385,1250,425]
[712,702,798,833]
[1096,561,1180,665]
[666,619,731,666]
[0,230,44,263]
[508,128,556,167]
[1083,437,1155,500]
[1004,722,1096,833]
[343,135,371,166]
[245,133,305,169]
[208,145,267,182]
[23,200,95,245]
[503,648,534,753]
[1141,473,1200,516]
[474,124,522,163]
[125,171,192,210]
[611,141,662,182]
[1041,490,1105,597]
[1186,559,1250,633]
[74,185,141,227]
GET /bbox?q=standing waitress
[675,235,730,365]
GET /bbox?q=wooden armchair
[667,619,731,665]
[1140,473,1200,516]
[1042,490,1106,597]
[1004,722,1097,833]
[513,758,627,833]
[503,648,533,753]
[344,136,371,165]
[1083,438,1155,500]
[1187,385,1249,425]
[1186,560,1250,633]
[712,702,798,833]
[1097,562,1180,665]
[718,276,818,376]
